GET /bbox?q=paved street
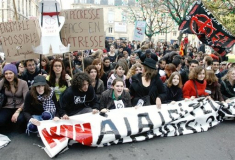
[0,120,235,160]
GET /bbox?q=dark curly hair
[71,72,91,90]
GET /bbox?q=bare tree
[126,0,175,41]
[160,0,194,43]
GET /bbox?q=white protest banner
[0,20,40,62]
[60,9,105,51]
[133,21,146,41]
[38,98,235,158]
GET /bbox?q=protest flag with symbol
[178,0,235,56]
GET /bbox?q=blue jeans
[26,111,53,134]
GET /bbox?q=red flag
[179,42,184,56]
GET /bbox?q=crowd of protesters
[0,39,234,135]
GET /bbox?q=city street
[0,120,235,160]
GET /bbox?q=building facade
[0,0,39,22]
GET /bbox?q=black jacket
[59,86,99,116]
[21,67,47,88]
[23,91,60,122]
[99,89,131,110]
[164,85,183,103]
[129,73,167,106]
[220,80,235,100]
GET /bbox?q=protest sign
[38,98,235,158]
[0,20,40,62]
[60,8,105,51]
[133,21,146,41]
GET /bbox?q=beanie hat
[3,64,18,75]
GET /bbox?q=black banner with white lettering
[178,1,235,56]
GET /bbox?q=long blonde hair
[222,67,235,84]
[126,63,142,79]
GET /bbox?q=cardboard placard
[60,8,105,51]
[0,20,41,62]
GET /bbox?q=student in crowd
[160,63,176,83]
[158,58,166,77]
[0,64,28,131]
[183,66,209,99]
[220,67,235,101]
[205,70,224,102]
[203,56,213,70]
[128,52,137,68]
[90,59,106,87]
[59,73,99,119]
[211,60,222,81]
[24,75,60,134]
[164,72,183,104]
[180,60,199,85]
[21,59,47,88]
[99,78,131,113]
[73,51,83,71]
[107,62,127,90]
[39,56,50,74]
[17,61,25,79]
[103,57,114,77]
[126,63,142,88]
[130,58,167,108]
[108,45,117,63]
[85,65,104,100]
[47,59,71,101]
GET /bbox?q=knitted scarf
[37,90,56,115]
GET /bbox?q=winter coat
[99,89,131,110]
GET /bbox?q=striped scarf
[37,90,56,115]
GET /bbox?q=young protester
[220,67,235,101]
[205,70,224,102]
[47,59,71,101]
[92,58,108,89]
[17,61,25,79]
[85,65,104,100]
[211,60,222,81]
[183,66,209,99]
[164,72,183,104]
[108,45,117,63]
[21,59,47,88]
[180,60,199,85]
[158,58,166,77]
[99,78,131,113]
[129,58,167,108]
[203,56,213,70]
[59,72,99,119]
[107,62,127,90]
[39,56,50,74]
[24,75,60,134]
[126,63,142,88]
[0,64,29,131]
[160,63,176,83]
[103,57,114,77]
[73,51,83,71]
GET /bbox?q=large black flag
[178,0,235,56]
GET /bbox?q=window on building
[74,0,79,3]
[128,0,135,6]
[173,31,177,36]
[87,0,94,3]
[161,32,164,35]
[109,27,113,33]
[115,0,122,6]
[100,0,108,5]
[94,0,100,4]
[80,0,86,3]
[108,0,114,5]
[108,11,114,23]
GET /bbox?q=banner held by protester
[38,98,235,158]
